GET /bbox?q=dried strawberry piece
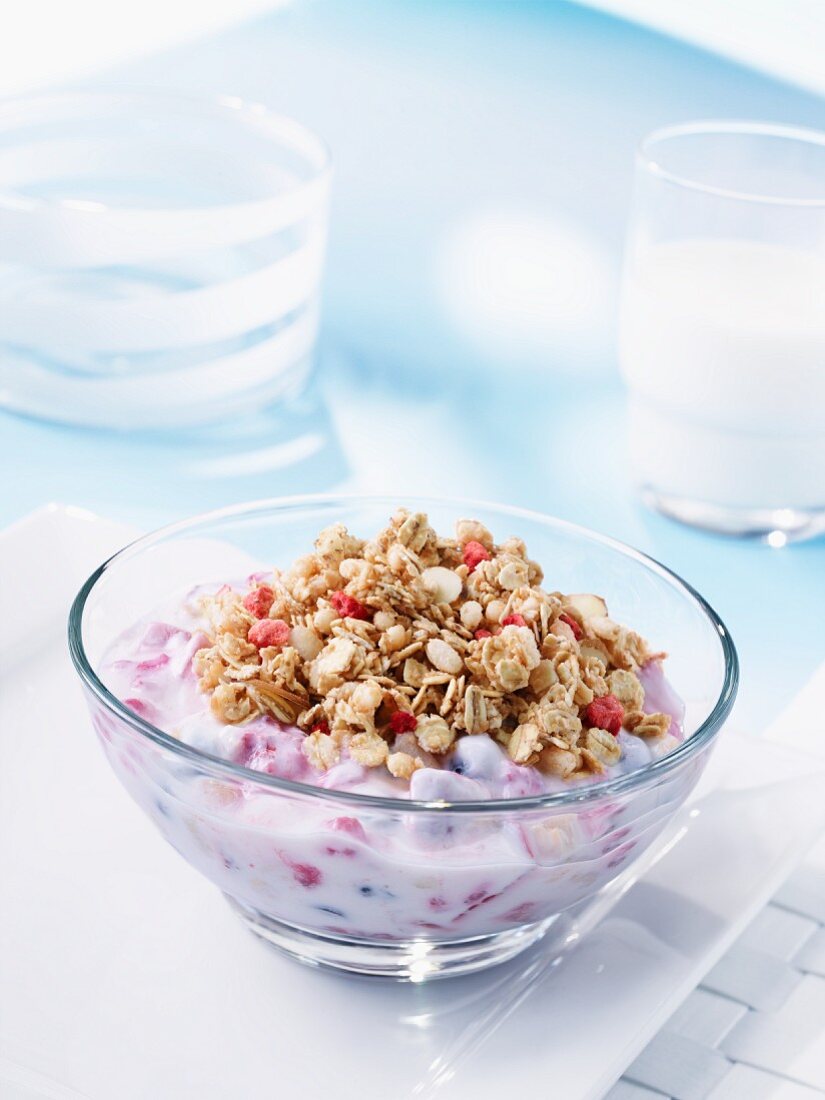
[311,719,330,735]
[584,694,624,736]
[243,585,275,619]
[462,540,491,572]
[474,628,492,640]
[330,590,371,621]
[501,613,527,628]
[390,710,417,734]
[559,612,583,640]
[248,618,290,649]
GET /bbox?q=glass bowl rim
[0,86,332,216]
[637,119,825,208]
[68,493,738,814]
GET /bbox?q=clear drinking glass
[0,91,331,428]
[619,121,825,543]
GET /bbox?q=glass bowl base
[226,896,558,981]
[641,487,825,545]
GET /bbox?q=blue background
[2,0,824,731]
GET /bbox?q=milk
[619,239,825,510]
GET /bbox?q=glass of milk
[619,121,825,543]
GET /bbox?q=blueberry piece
[359,885,374,896]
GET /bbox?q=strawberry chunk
[243,585,275,619]
[462,540,491,572]
[248,618,290,649]
[474,628,492,640]
[584,694,624,736]
[330,590,371,621]
[390,710,417,734]
[311,719,330,735]
[559,612,583,640]
[329,816,366,842]
[501,613,527,628]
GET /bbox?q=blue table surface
[2,0,824,733]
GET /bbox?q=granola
[192,509,671,781]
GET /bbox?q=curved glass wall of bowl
[619,121,825,543]
[0,91,331,428]
[69,495,737,980]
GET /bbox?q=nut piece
[486,599,506,624]
[537,744,579,778]
[416,715,455,754]
[425,638,464,675]
[463,684,488,734]
[421,566,463,605]
[382,623,408,652]
[565,593,608,620]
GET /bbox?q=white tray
[2,506,824,1100]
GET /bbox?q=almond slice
[565,593,608,620]
[421,566,462,604]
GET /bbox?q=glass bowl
[68,495,737,980]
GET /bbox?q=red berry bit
[462,540,491,573]
[248,618,290,649]
[243,585,275,619]
[474,628,492,640]
[329,816,366,842]
[390,710,417,734]
[559,612,583,640]
[330,590,371,621]
[311,719,330,735]
[584,694,624,736]
[290,861,322,888]
[501,613,527,628]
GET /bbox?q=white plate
[2,506,824,1100]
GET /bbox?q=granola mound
[193,510,671,782]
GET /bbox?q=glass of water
[619,121,825,543]
[0,91,331,428]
